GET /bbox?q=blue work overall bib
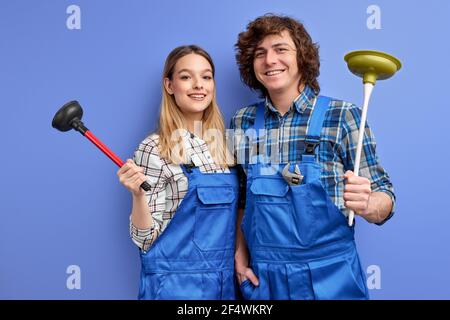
[138,165,239,300]
[240,96,369,300]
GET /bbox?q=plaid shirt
[230,85,395,224]
[130,132,229,252]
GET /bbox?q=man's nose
[264,49,277,65]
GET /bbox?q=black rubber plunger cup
[52,100,151,191]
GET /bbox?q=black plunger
[52,100,151,191]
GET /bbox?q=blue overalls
[138,165,239,300]
[239,96,369,300]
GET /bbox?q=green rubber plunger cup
[344,50,402,226]
[345,50,402,85]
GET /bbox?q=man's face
[253,30,301,97]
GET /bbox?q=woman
[117,45,238,300]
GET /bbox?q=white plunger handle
[348,82,374,226]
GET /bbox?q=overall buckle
[304,142,319,155]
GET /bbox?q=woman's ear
[164,77,174,95]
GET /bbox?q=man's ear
[297,81,305,93]
[164,77,174,95]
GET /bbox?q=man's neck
[269,84,305,116]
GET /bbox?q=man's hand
[235,208,259,286]
[343,170,371,216]
[344,170,393,224]
[235,252,259,286]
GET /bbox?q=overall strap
[180,163,198,176]
[251,101,266,163]
[304,96,331,159]
[253,101,266,142]
[254,101,266,132]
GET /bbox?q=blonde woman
[117,45,238,300]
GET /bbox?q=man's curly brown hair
[235,14,320,97]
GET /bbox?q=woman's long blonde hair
[157,45,232,167]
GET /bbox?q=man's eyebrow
[255,42,293,51]
[272,42,292,47]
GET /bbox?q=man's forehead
[256,30,295,49]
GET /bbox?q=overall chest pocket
[290,162,352,247]
[250,177,297,248]
[193,186,236,251]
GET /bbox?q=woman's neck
[184,113,204,135]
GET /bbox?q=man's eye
[276,48,288,53]
[203,76,212,80]
[254,51,265,58]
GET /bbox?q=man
[231,14,395,300]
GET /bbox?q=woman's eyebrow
[177,68,212,74]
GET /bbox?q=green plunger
[344,50,402,226]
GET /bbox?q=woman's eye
[180,75,190,80]
[255,52,265,58]
[203,76,212,80]
[276,48,287,53]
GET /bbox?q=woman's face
[164,53,214,122]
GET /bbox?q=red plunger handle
[83,130,151,191]
[85,131,124,167]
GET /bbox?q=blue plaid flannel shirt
[230,85,395,225]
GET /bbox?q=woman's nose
[193,77,203,89]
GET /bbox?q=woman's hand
[117,159,148,197]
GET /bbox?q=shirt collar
[265,85,317,115]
